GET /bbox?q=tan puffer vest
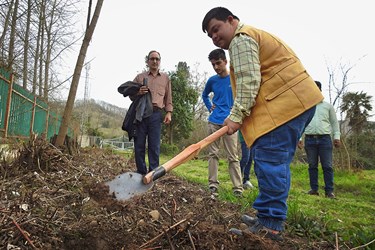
[230,25,323,147]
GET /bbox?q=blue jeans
[240,141,252,183]
[134,110,162,175]
[304,135,334,194]
[252,107,315,231]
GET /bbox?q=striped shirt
[133,71,173,113]
[228,23,261,124]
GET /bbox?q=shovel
[106,126,229,201]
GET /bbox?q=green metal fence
[0,68,11,135]
[0,68,74,140]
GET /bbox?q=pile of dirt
[0,138,331,249]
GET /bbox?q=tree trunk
[22,0,32,89]
[7,0,19,70]
[32,12,41,95]
[55,0,104,147]
[0,0,14,53]
[38,2,45,97]
[43,0,58,100]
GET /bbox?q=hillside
[50,99,128,139]
[74,99,127,138]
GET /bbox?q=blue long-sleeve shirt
[202,74,233,125]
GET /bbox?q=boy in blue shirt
[202,48,243,197]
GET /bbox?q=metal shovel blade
[106,172,153,201]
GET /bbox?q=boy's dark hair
[314,81,322,91]
[202,7,240,33]
[208,49,226,61]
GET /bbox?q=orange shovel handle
[143,126,229,184]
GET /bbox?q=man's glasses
[149,57,160,61]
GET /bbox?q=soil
[0,137,333,249]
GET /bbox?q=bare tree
[38,0,45,97]
[325,55,371,171]
[7,0,18,70]
[55,0,104,147]
[1,0,83,97]
[0,0,15,51]
[189,62,208,121]
[43,0,58,100]
[40,0,85,99]
[325,56,368,123]
[22,0,32,88]
[31,2,42,95]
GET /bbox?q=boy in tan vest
[202,7,323,241]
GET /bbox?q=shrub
[160,143,179,156]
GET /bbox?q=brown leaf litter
[0,137,333,249]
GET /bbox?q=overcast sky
[68,0,375,118]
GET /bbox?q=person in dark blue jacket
[238,130,254,189]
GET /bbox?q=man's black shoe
[307,189,319,196]
[325,192,336,199]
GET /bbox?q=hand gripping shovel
[106,126,229,201]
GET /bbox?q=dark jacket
[118,81,153,140]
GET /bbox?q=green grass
[112,150,375,247]
[159,155,375,248]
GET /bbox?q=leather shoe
[233,190,243,198]
[249,221,283,241]
[229,228,243,236]
[241,215,257,226]
[325,192,336,199]
[307,190,319,195]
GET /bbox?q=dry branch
[139,219,187,249]
[12,218,37,249]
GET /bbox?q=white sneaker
[243,181,254,189]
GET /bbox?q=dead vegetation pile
[0,137,332,249]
